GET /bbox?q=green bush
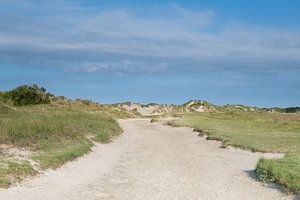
[284,107,300,113]
[3,84,52,106]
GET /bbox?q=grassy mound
[0,111,121,169]
[0,100,128,187]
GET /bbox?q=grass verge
[33,140,93,169]
[256,153,300,193]
[0,103,123,187]
[169,111,300,193]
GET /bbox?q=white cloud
[0,1,299,74]
[73,60,168,74]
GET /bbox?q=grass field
[0,100,132,188]
[168,111,300,193]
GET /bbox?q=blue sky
[0,0,299,107]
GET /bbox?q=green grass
[170,111,300,193]
[256,153,300,193]
[33,140,93,169]
[0,160,36,188]
[0,102,125,187]
[0,101,17,114]
[0,112,121,151]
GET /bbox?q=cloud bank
[0,1,300,74]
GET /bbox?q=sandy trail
[0,119,295,200]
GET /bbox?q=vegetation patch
[0,111,122,167]
[169,111,300,193]
[1,84,52,106]
[0,160,36,188]
[0,85,134,187]
[150,117,160,123]
[256,153,300,193]
[34,140,93,169]
[0,110,122,186]
[0,101,17,114]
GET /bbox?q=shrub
[284,107,300,113]
[3,84,52,106]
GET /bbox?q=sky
[0,0,299,107]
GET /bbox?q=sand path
[0,119,295,200]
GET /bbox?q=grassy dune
[170,111,300,193]
[0,100,131,188]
